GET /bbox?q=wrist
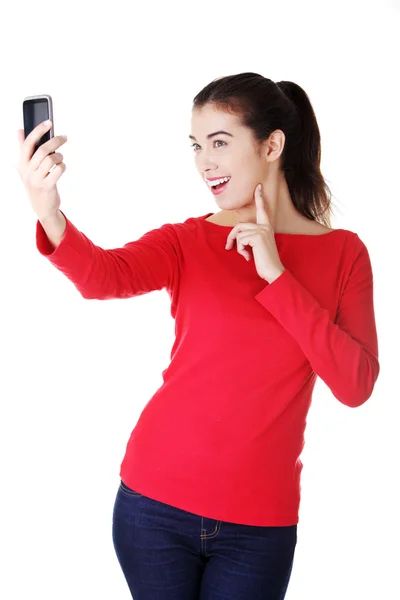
[263,266,286,283]
[38,210,62,225]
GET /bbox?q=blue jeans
[112,479,297,599]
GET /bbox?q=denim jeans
[112,479,297,599]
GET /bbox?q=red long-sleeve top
[36,211,380,526]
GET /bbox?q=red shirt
[36,211,380,526]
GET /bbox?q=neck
[221,174,309,232]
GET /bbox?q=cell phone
[23,94,54,155]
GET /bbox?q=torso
[205,211,335,235]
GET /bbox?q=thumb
[17,129,25,148]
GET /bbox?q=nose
[199,167,219,180]
[197,156,218,176]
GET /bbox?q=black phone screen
[23,98,51,154]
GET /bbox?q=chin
[216,197,248,209]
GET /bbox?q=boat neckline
[200,213,344,237]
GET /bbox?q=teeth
[208,176,231,187]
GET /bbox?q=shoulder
[313,223,335,234]
[306,222,358,240]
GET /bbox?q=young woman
[17,72,380,600]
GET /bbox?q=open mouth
[210,177,231,194]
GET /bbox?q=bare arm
[39,210,67,250]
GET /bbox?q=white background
[1,0,398,598]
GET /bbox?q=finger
[20,120,52,165]
[17,129,24,149]
[225,222,254,249]
[226,225,258,249]
[255,184,269,226]
[229,230,257,259]
[237,240,251,261]
[237,234,253,260]
[36,151,64,179]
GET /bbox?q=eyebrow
[188,130,234,141]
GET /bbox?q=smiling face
[189,103,282,210]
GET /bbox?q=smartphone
[23,94,54,155]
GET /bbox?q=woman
[17,72,380,600]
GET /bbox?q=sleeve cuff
[255,268,295,314]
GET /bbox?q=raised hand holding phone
[16,120,68,222]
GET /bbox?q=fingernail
[44,120,51,126]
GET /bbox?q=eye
[191,140,226,151]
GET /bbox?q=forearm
[39,211,67,250]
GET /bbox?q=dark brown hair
[192,72,338,227]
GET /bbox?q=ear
[265,130,286,163]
